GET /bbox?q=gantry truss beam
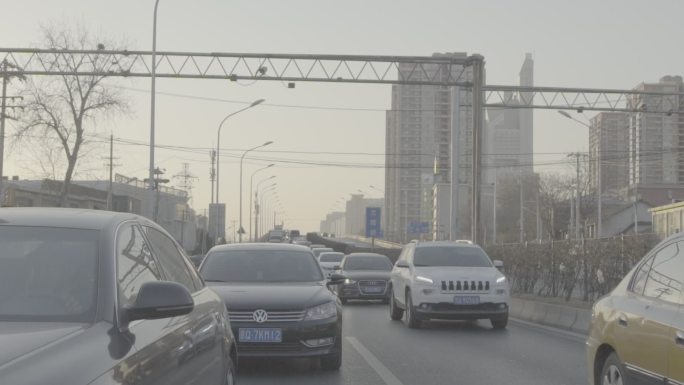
[483,85,684,114]
[2,48,682,114]
[0,48,473,86]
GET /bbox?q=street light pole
[239,141,273,242]
[215,98,265,205]
[258,184,277,240]
[250,170,274,241]
[148,0,161,219]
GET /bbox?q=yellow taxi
[587,234,684,385]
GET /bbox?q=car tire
[600,352,626,385]
[389,287,404,321]
[223,356,236,385]
[405,291,421,329]
[320,341,342,371]
[490,312,508,330]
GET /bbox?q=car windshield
[343,256,392,271]
[200,249,324,283]
[319,252,344,262]
[0,226,98,322]
[413,247,492,267]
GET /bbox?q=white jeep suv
[389,241,509,329]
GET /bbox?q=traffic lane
[237,339,386,385]
[344,301,586,385]
[238,301,586,385]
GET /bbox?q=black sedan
[0,208,237,385]
[199,243,345,370]
[336,253,393,304]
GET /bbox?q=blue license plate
[363,287,384,294]
[453,296,480,305]
[239,328,282,343]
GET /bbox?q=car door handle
[676,330,684,346]
[618,315,628,327]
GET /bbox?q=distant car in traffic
[189,253,205,267]
[389,241,509,329]
[268,235,284,243]
[318,251,345,278]
[199,243,345,370]
[309,244,326,250]
[312,247,334,259]
[336,253,393,305]
[586,233,684,385]
[0,208,237,385]
[294,239,312,247]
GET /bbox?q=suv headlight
[344,278,357,285]
[304,301,337,320]
[415,275,434,285]
[495,276,507,285]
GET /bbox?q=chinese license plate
[453,296,480,305]
[362,287,384,294]
[239,328,282,343]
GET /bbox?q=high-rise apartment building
[628,76,684,187]
[589,112,630,195]
[484,53,534,181]
[385,52,473,242]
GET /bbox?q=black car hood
[208,282,334,310]
[341,270,391,280]
[0,322,84,367]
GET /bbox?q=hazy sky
[2,0,683,234]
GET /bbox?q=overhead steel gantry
[2,48,683,244]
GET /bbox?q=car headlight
[495,276,507,285]
[304,301,337,320]
[415,275,434,284]
[344,278,357,285]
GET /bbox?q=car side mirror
[327,273,346,287]
[395,260,409,268]
[493,260,504,268]
[125,281,194,323]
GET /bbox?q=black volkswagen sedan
[199,243,344,370]
[336,253,393,304]
[0,208,237,385]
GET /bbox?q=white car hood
[414,266,503,282]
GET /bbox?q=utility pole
[102,134,120,211]
[492,173,497,245]
[519,171,524,243]
[0,60,24,206]
[210,150,216,204]
[568,152,584,240]
[173,163,198,250]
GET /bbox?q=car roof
[414,241,480,249]
[0,207,140,230]
[209,243,312,253]
[345,252,387,258]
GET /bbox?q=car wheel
[223,356,236,385]
[389,287,404,320]
[600,352,626,385]
[491,312,508,330]
[320,341,342,371]
[405,291,421,329]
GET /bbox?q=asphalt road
[237,301,587,385]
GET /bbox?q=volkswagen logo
[252,309,268,323]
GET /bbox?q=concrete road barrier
[511,296,591,334]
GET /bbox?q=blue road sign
[407,221,430,234]
[365,207,382,238]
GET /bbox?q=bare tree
[17,24,129,206]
